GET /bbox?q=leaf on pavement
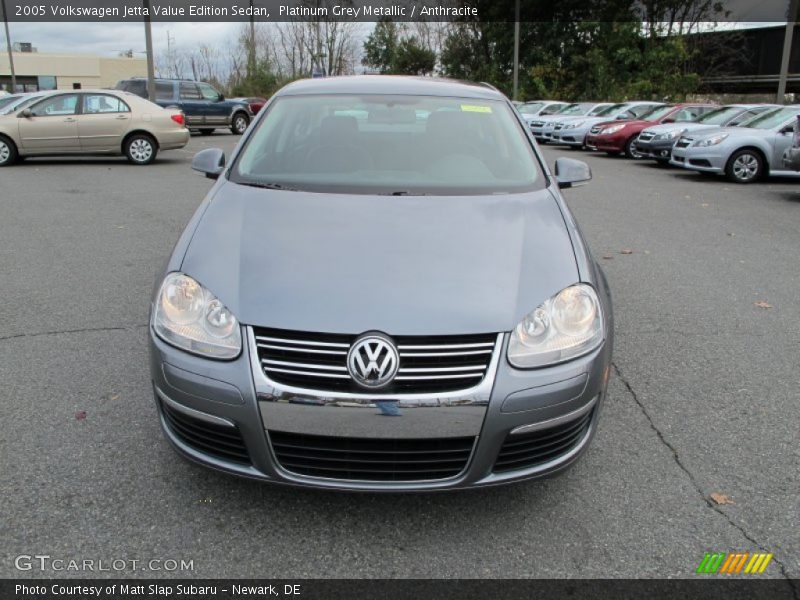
[619,249,634,255]
[709,492,734,505]
[75,411,87,421]
[754,301,773,309]
[602,254,614,260]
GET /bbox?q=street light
[777,0,798,103]
[1,0,16,92]
[142,0,156,102]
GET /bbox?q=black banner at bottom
[2,579,798,600]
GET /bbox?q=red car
[585,103,717,158]
[232,96,267,114]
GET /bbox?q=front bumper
[149,326,611,491]
[551,127,589,146]
[585,132,627,153]
[669,146,726,173]
[636,139,675,160]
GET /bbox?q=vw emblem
[347,334,399,389]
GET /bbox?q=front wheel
[230,112,249,135]
[725,149,763,183]
[624,136,643,159]
[124,134,158,165]
[0,136,18,167]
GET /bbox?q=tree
[362,21,436,76]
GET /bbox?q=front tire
[624,136,643,159]
[230,112,249,135]
[124,134,158,165]
[0,135,18,167]
[725,149,763,184]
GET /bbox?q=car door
[17,93,80,152]
[178,82,207,127]
[771,120,797,170]
[78,93,132,152]
[197,82,228,126]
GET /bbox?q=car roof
[276,75,507,101]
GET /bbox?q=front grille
[161,401,250,465]
[530,120,545,127]
[269,430,474,481]
[253,327,497,394]
[638,132,655,142]
[493,408,594,473]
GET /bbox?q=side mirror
[191,147,226,179]
[662,117,675,124]
[18,108,32,118]
[780,125,793,135]
[554,157,592,189]
[217,94,225,102]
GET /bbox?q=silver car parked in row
[149,76,613,491]
[670,105,800,183]
[529,102,613,142]
[636,104,778,163]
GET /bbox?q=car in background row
[636,104,777,163]
[116,78,253,135]
[517,100,569,124]
[550,101,664,149]
[0,89,189,167]
[585,103,717,158]
[529,102,613,142]
[671,105,800,183]
[231,96,267,115]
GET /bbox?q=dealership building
[0,43,146,92]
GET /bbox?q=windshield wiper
[239,182,301,192]
[379,190,429,196]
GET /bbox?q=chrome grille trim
[249,328,504,398]
[255,335,349,348]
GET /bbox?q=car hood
[180,183,580,336]
[642,122,714,136]
[687,126,771,141]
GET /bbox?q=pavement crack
[0,324,148,343]
[612,362,798,594]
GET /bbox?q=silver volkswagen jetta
[149,76,613,491]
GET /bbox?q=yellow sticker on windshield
[461,104,492,113]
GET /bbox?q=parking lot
[1,132,798,580]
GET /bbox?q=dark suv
[116,78,252,135]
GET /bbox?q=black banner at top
[1,0,794,22]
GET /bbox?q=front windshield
[640,105,675,121]
[744,107,800,130]
[695,106,741,125]
[0,95,21,111]
[518,102,544,115]
[232,94,543,195]
[557,103,592,116]
[588,104,610,115]
[0,95,42,115]
[596,103,625,117]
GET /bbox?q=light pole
[777,0,797,104]
[248,0,256,79]
[142,0,156,102]
[512,0,520,101]
[1,0,16,92]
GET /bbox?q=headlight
[694,134,728,147]
[531,121,545,127]
[508,284,604,368]
[153,273,242,359]
[601,124,626,134]
[564,121,584,129]
[655,129,682,141]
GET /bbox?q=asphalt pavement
[1,133,798,580]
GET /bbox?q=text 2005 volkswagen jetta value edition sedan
[149,76,613,491]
